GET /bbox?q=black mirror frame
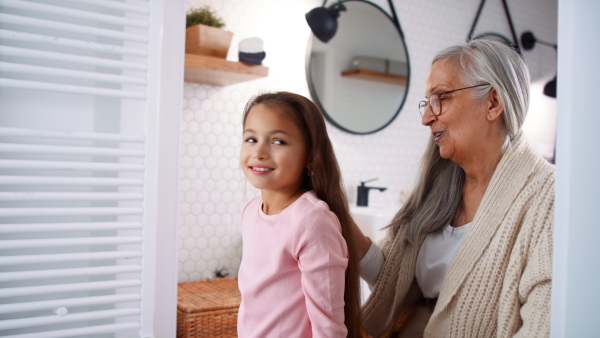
[305,0,411,135]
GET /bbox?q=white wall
[144,0,185,335]
[552,0,600,337]
[178,0,558,281]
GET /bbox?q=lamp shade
[520,31,558,99]
[520,31,537,50]
[305,4,345,43]
[544,76,557,98]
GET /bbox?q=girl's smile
[248,165,274,175]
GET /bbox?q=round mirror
[306,0,410,134]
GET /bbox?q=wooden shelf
[341,69,407,86]
[184,53,269,86]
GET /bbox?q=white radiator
[0,0,184,337]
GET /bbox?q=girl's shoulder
[290,191,339,228]
[293,191,332,214]
[242,195,262,215]
[290,192,344,250]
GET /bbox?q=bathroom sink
[350,205,399,243]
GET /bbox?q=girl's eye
[273,139,287,145]
[245,137,256,143]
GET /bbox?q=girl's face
[240,103,309,196]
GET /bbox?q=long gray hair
[392,39,531,243]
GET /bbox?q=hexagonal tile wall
[178,0,557,282]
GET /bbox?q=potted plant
[185,6,233,59]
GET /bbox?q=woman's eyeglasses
[418,84,490,116]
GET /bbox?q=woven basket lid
[178,277,241,313]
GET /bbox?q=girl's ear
[487,88,504,121]
[306,159,312,171]
[305,161,314,177]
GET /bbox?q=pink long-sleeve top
[237,191,348,338]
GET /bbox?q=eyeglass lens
[419,94,441,116]
[430,94,440,115]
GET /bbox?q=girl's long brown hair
[243,91,361,337]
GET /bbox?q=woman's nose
[421,107,436,126]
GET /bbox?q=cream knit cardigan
[362,133,555,338]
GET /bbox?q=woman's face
[422,60,493,165]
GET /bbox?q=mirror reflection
[306,0,410,134]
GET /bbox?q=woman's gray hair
[390,39,531,243]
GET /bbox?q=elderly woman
[353,39,554,337]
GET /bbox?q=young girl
[237,92,361,337]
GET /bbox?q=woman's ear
[487,88,504,121]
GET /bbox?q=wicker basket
[177,277,241,338]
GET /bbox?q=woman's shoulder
[508,150,555,233]
[506,134,555,191]
[525,154,555,193]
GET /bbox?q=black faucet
[357,178,387,207]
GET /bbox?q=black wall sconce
[520,31,557,98]
[306,0,401,43]
[466,0,558,98]
[305,0,347,43]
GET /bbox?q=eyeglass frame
[418,84,490,117]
